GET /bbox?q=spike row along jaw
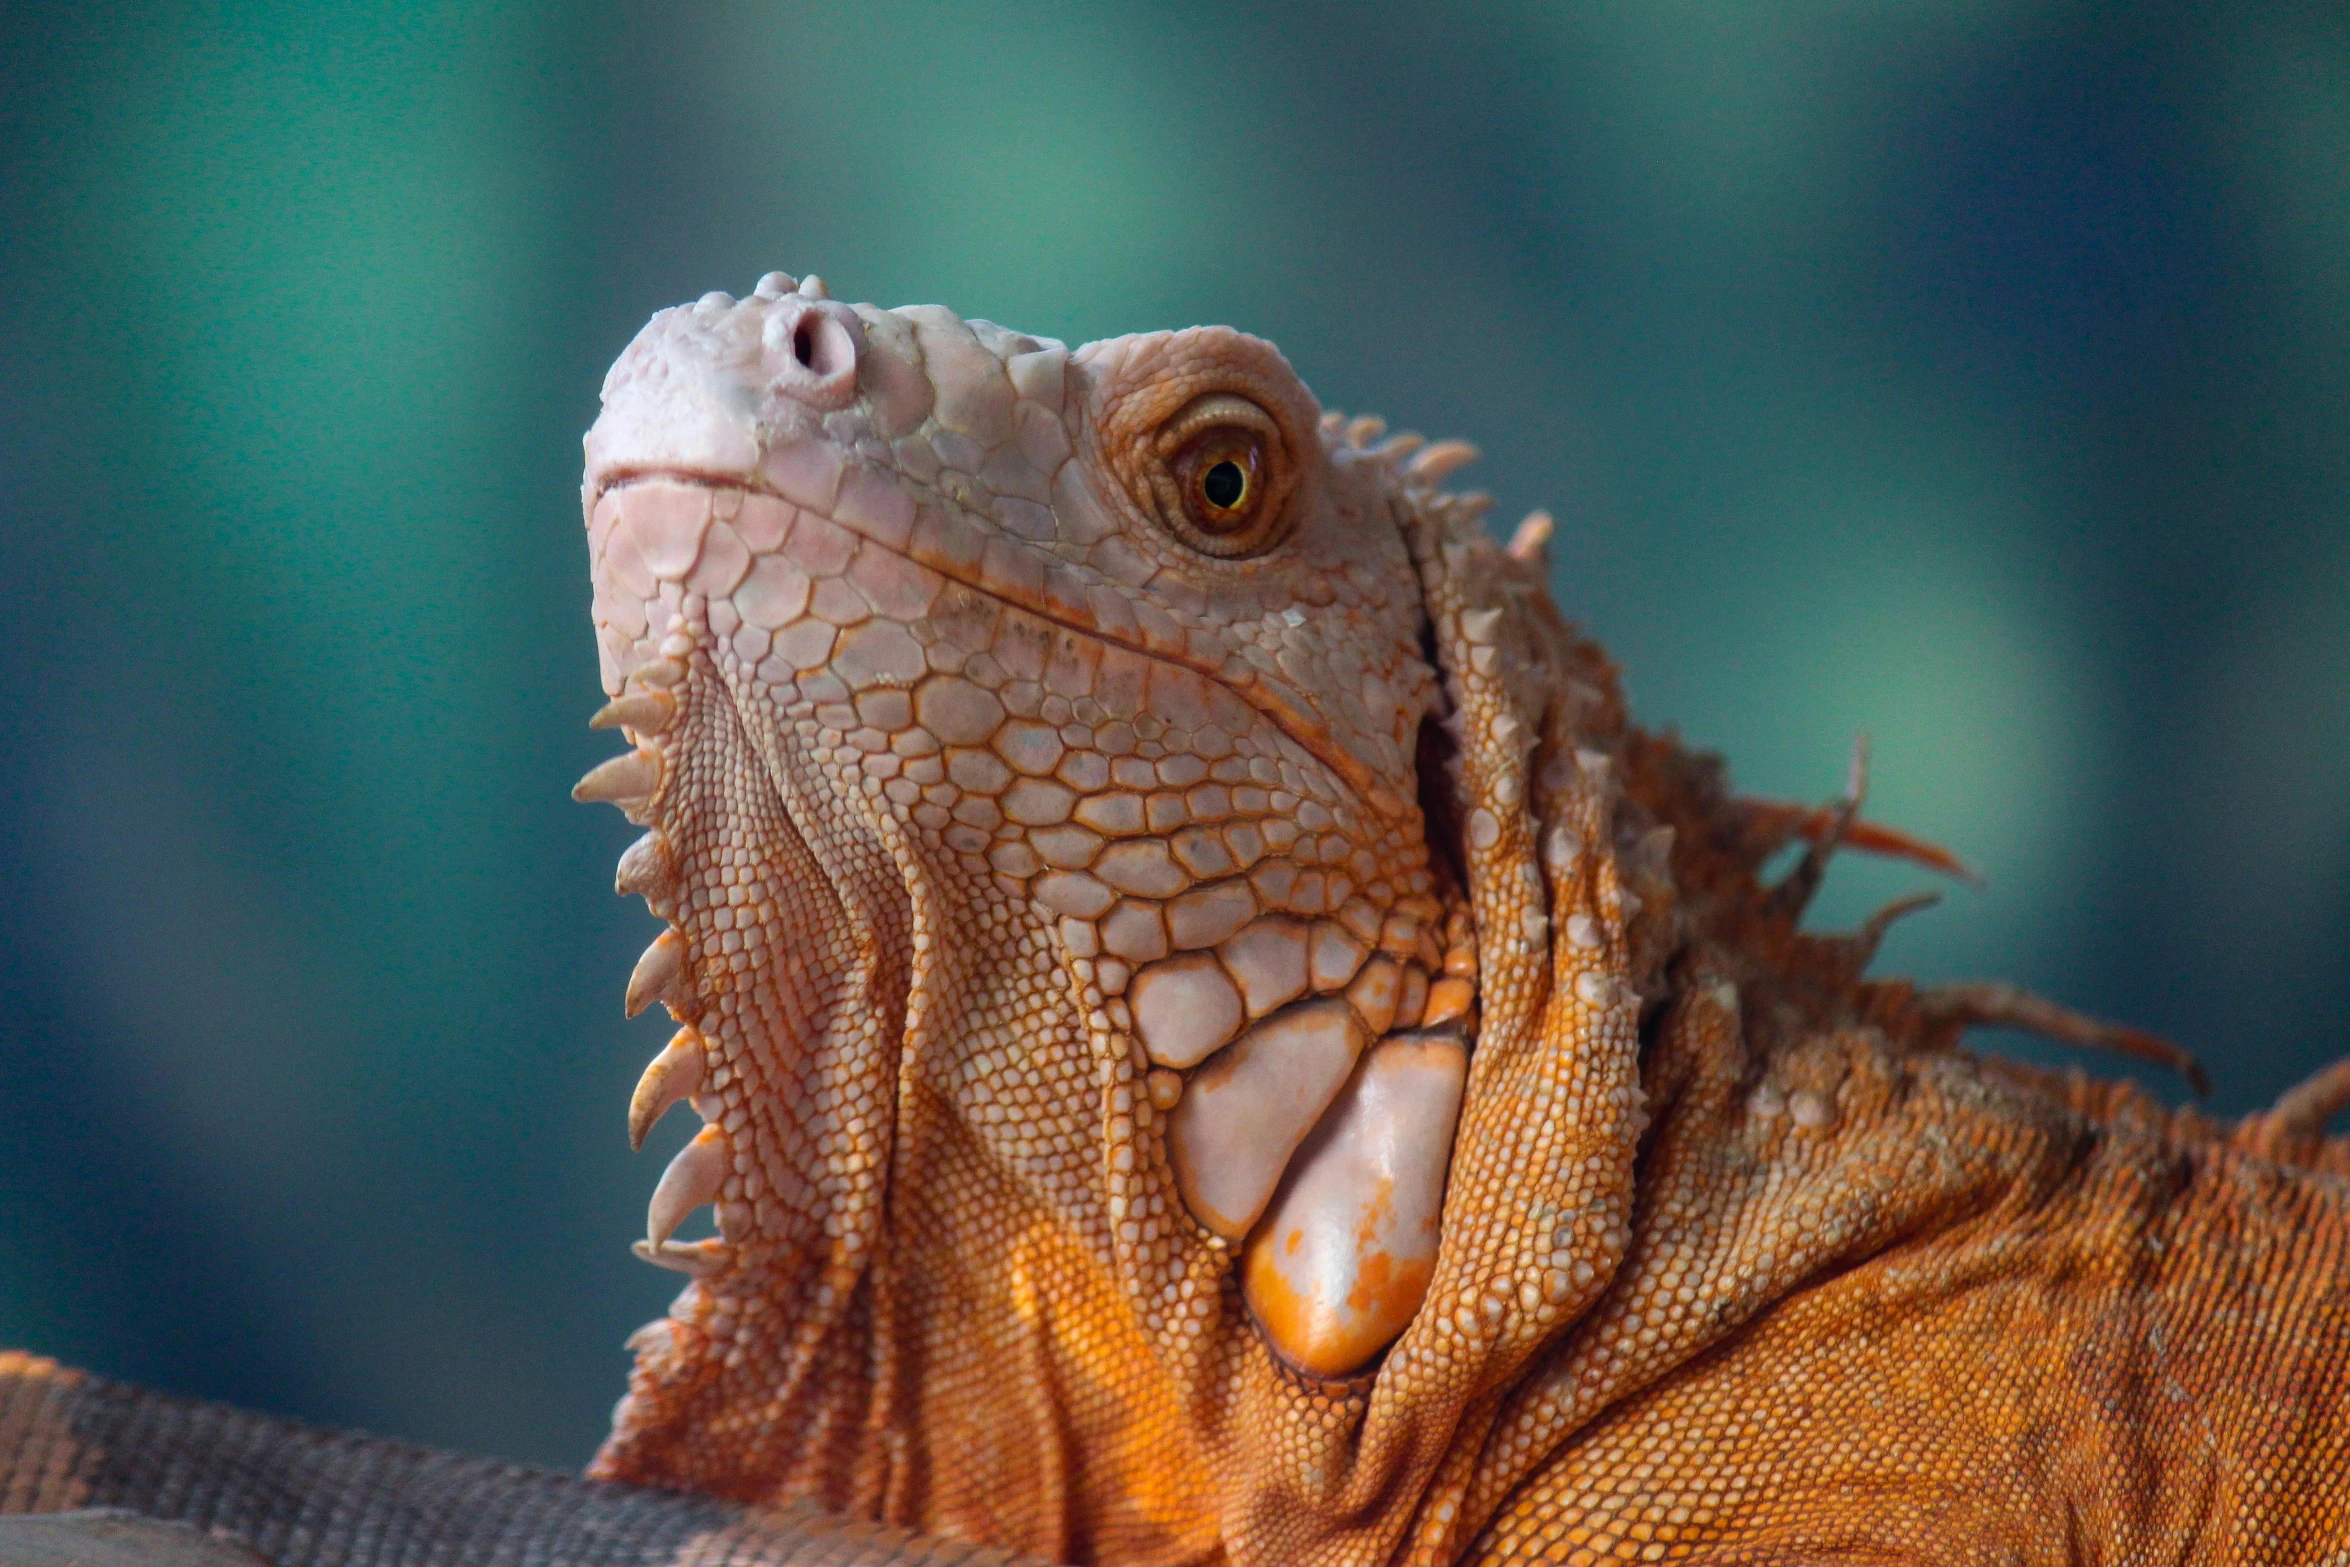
[573,643,741,1276]
[572,287,1543,1380]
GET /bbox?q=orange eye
[1148,394,1294,557]
[1177,430,1265,535]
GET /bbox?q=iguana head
[575,274,1653,1562]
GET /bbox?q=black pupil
[1202,460,1247,510]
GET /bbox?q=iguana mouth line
[592,466,1408,821]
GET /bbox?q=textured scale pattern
[565,273,2350,1567]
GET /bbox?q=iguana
[7,275,2349,1566]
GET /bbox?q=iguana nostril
[759,298,861,406]
[791,316,824,372]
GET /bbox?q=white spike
[1460,606,1504,645]
[1319,410,1347,436]
[590,690,674,732]
[1408,439,1480,482]
[629,1028,705,1150]
[624,928,687,1018]
[614,831,673,902]
[1545,826,1584,875]
[647,1123,729,1248]
[633,657,686,689]
[796,274,831,299]
[1374,432,1425,464]
[1344,415,1387,449]
[1508,510,1554,561]
[632,1237,727,1277]
[573,750,660,807]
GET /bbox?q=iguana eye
[1201,454,1249,511]
[1179,432,1263,534]
[1149,393,1295,557]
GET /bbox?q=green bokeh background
[2,1,2344,1469]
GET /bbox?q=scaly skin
[565,272,2350,1567]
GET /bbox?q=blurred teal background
[2,1,2345,1470]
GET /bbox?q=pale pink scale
[763,437,843,513]
[1030,824,1105,869]
[992,720,1065,776]
[1084,585,1142,645]
[913,677,1007,746]
[978,444,1055,508]
[1032,871,1114,920]
[1051,462,1117,547]
[834,466,917,550]
[732,494,796,553]
[1002,778,1075,826]
[1167,881,1256,949]
[1132,600,1187,657]
[625,482,713,580]
[595,585,649,641]
[917,324,1016,446]
[786,511,857,578]
[832,620,927,688]
[1012,398,1072,471]
[1094,649,1149,722]
[1220,918,1311,1017]
[1095,841,1187,899]
[845,546,943,621]
[910,505,987,575]
[1072,793,1144,836]
[770,619,837,670]
[588,490,623,562]
[689,522,752,597]
[995,496,1057,541]
[1043,564,1092,624]
[1089,535,1157,590]
[979,535,1045,604]
[931,430,986,474]
[809,576,873,628]
[734,556,812,630]
[601,517,656,599]
[1005,347,1066,409]
[1129,954,1244,1070]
